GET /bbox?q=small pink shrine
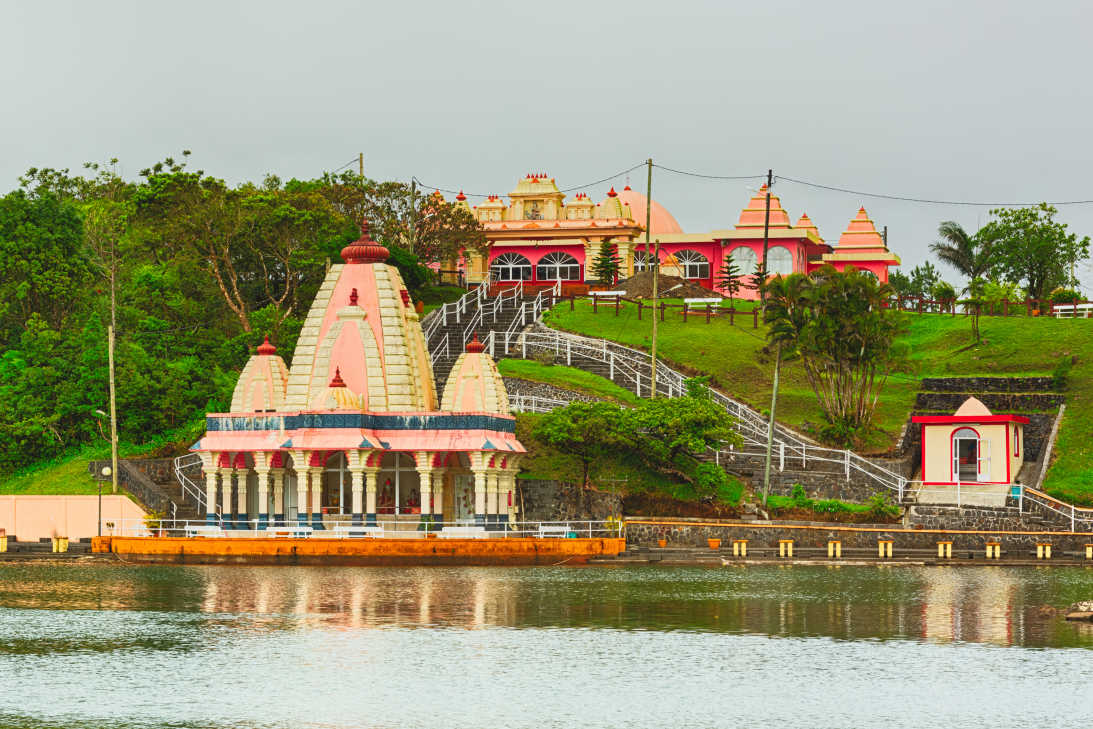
[191,223,524,530]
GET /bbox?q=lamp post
[98,465,112,537]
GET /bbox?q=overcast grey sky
[3,0,1091,289]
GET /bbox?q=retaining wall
[517,479,623,522]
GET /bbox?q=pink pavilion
[190,223,524,530]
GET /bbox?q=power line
[777,175,1093,207]
[329,158,360,173]
[653,164,766,181]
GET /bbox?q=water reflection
[1,564,1090,647]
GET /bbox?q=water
[1,564,1091,729]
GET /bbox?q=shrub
[866,492,900,519]
[931,280,957,304]
[1049,287,1083,304]
[1053,356,1074,391]
[530,348,556,367]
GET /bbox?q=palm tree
[930,221,994,288]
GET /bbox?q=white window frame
[491,253,532,282]
[536,251,581,281]
[766,245,793,277]
[674,250,710,280]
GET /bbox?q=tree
[590,240,622,284]
[627,379,739,476]
[909,262,940,298]
[930,221,995,286]
[931,280,957,312]
[962,277,986,342]
[763,266,905,444]
[981,203,1090,301]
[532,401,631,488]
[745,260,764,298]
[716,257,743,308]
[0,191,90,338]
[359,181,486,265]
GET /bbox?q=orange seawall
[92,536,625,566]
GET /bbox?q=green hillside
[544,301,1092,504]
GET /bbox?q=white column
[204,470,219,524]
[418,467,434,527]
[295,470,309,526]
[236,469,249,527]
[219,468,234,528]
[500,471,514,526]
[309,467,324,530]
[254,468,270,529]
[432,473,445,523]
[473,469,487,527]
[365,470,378,526]
[350,468,365,526]
[486,472,499,529]
[271,469,285,523]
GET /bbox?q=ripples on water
[0,564,1091,729]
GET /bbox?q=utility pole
[107,235,118,495]
[409,178,418,255]
[882,225,888,248]
[359,152,364,179]
[646,158,658,399]
[758,169,773,306]
[761,342,782,505]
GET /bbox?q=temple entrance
[377,453,420,516]
[952,428,988,482]
[453,474,475,523]
[322,452,350,514]
[283,471,298,521]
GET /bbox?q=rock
[1064,601,1093,621]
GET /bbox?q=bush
[530,348,556,367]
[1053,356,1074,391]
[1050,287,1083,304]
[931,280,957,303]
[866,492,900,519]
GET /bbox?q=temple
[450,175,900,296]
[191,223,524,531]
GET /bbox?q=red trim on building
[911,414,1030,425]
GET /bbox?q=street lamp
[98,465,112,537]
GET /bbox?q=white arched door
[952,428,989,482]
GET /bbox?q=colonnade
[196,449,521,530]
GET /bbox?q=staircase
[89,458,204,523]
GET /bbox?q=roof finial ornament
[329,367,347,388]
[349,288,359,306]
[466,332,485,353]
[256,336,277,355]
[341,218,389,264]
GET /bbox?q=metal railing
[428,332,450,366]
[511,323,911,499]
[1022,487,1093,532]
[422,275,493,341]
[173,453,214,516]
[97,517,624,539]
[509,393,572,413]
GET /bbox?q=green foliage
[716,257,743,305]
[763,266,905,439]
[931,280,956,303]
[531,401,631,487]
[1049,287,1083,304]
[385,244,432,292]
[982,203,1091,300]
[909,262,940,298]
[930,221,994,282]
[590,241,621,284]
[983,280,1025,306]
[497,359,640,405]
[765,485,899,520]
[1052,356,1073,391]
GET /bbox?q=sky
[3,0,1091,290]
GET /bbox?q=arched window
[491,253,532,282]
[634,250,659,273]
[728,246,758,277]
[674,250,710,279]
[766,246,793,277]
[536,251,581,281]
[951,427,987,482]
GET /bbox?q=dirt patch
[621,492,741,519]
[618,271,715,300]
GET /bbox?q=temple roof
[230,339,290,412]
[821,206,900,265]
[617,185,683,235]
[954,397,992,417]
[441,336,510,414]
[736,184,792,230]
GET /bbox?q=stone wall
[517,479,623,522]
[914,392,1063,412]
[717,450,912,504]
[906,504,1042,532]
[625,518,1093,553]
[919,377,1055,393]
[503,378,598,403]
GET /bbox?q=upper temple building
[446,174,900,298]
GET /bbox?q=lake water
[1,563,1091,729]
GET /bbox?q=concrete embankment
[91,536,626,566]
[619,518,1093,565]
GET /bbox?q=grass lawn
[0,446,111,495]
[544,300,1093,503]
[498,359,641,405]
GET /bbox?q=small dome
[616,186,683,235]
[441,348,509,414]
[341,220,389,264]
[230,346,290,412]
[954,397,993,417]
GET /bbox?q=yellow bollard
[779,539,794,558]
[828,540,841,558]
[733,539,748,557]
[937,541,952,559]
[1086,544,1092,560]
[985,542,1001,559]
[1036,543,1051,560]
[878,540,893,559]
[0,528,5,553]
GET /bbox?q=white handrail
[173,453,215,516]
[428,332,450,366]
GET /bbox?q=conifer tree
[716,257,743,308]
[591,241,622,284]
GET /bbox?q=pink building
[448,175,901,298]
